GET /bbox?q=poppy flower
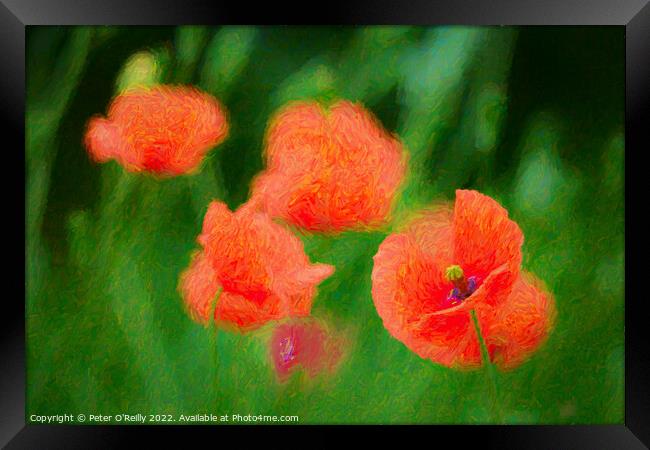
[371,189,555,370]
[84,85,228,176]
[269,318,345,381]
[180,200,334,332]
[250,100,407,233]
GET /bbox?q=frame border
[8,0,648,447]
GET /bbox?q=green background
[26,26,624,424]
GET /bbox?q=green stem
[470,309,503,422]
[208,287,223,333]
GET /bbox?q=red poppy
[250,100,407,233]
[180,200,334,332]
[269,318,344,381]
[84,85,228,176]
[371,189,555,370]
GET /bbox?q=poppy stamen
[279,337,296,363]
[445,265,477,305]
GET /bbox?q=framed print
[4,0,648,447]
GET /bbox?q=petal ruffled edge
[452,189,523,288]
[198,200,233,247]
[188,200,335,332]
[214,290,314,333]
[264,101,329,165]
[483,272,556,370]
[372,231,482,368]
[179,250,221,325]
[84,117,122,164]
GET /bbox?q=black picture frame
[6,0,648,447]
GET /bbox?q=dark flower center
[279,337,296,363]
[445,265,477,306]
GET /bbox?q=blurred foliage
[26,26,624,424]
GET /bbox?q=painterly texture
[371,190,555,369]
[27,26,624,425]
[251,100,407,232]
[180,200,334,331]
[85,85,229,175]
[269,318,346,381]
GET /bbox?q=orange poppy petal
[455,262,518,311]
[84,85,229,176]
[213,291,276,332]
[482,272,556,370]
[372,192,551,370]
[183,200,333,332]
[371,231,479,368]
[213,289,314,333]
[453,189,523,287]
[372,229,477,365]
[84,117,121,163]
[403,203,454,257]
[198,200,232,247]
[412,311,481,368]
[265,101,328,166]
[252,100,407,232]
[179,251,221,324]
